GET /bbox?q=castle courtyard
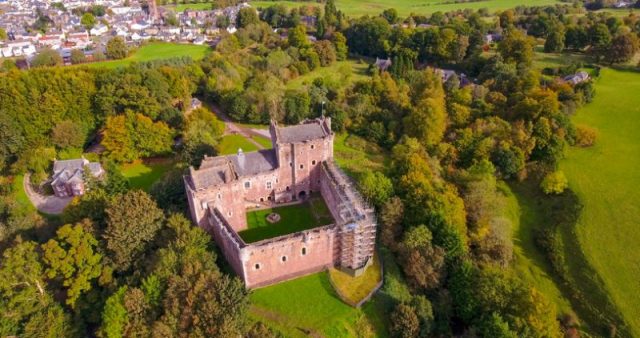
[239,195,334,243]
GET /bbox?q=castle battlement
[185,117,377,288]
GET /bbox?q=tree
[102,115,136,163]
[332,32,348,60]
[606,33,639,64]
[183,107,225,165]
[130,113,173,157]
[42,221,103,307]
[288,25,309,48]
[236,7,259,28]
[359,170,393,207]
[575,124,598,147]
[0,28,7,41]
[540,171,568,195]
[314,40,337,67]
[68,49,85,64]
[81,12,96,30]
[498,29,534,65]
[544,29,565,53]
[31,48,62,67]
[99,286,127,338]
[390,303,420,338]
[283,90,311,124]
[104,190,165,271]
[380,196,404,249]
[106,37,127,60]
[381,8,399,24]
[399,225,446,290]
[404,70,447,147]
[52,120,85,149]
[589,23,612,59]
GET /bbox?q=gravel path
[23,174,72,215]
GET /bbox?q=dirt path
[204,101,266,150]
[23,174,72,215]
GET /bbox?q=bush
[575,124,598,147]
[540,171,568,195]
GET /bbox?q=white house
[90,24,109,36]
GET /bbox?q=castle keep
[184,117,377,288]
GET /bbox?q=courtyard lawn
[286,60,370,90]
[120,158,174,191]
[560,68,640,336]
[217,134,260,155]
[250,0,560,17]
[84,42,211,69]
[329,254,382,305]
[239,196,333,243]
[250,272,388,337]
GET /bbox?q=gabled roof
[275,120,330,143]
[228,149,277,177]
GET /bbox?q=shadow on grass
[510,181,629,336]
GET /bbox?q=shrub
[541,171,568,195]
[575,124,598,147]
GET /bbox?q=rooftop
[275,118,331,143]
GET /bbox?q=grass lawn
[251,135,273,149]
[532,47,590,70]
[560,68,640,336]
[12,174,36,214]
[502,181,574,315]
[218,134,260,155]
[333,133,388,177]
[249,0,560,17]
[83,42,211,69]
[239,195,333,243]
[329,254,382,305]
[286,60,370,90]
[120,158,174,191]
[250,272,388,337]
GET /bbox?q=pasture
[84,42,210,69]
[250,0,561,17]
[560,68,640,336]
[286,59,370,90]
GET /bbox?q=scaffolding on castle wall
[322,161,377,272]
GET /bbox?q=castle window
[301,247,307,256]
[299,164,304,169]
[289,162,292,167]
[254,263,261,270]
[312,160,316,165]
[217,193,221,200]
[244,181,251,189]
[228,211,232,217]
[281,256,287,262]
[266,181,272,189]
[311,145,315,149]
[260,198,264,202]
[286,186,290,191]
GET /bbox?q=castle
[184,117,377,288]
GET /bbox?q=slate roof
[190,157,234,190]
[276,121,330,143]
[228,149,278,177]
[51,158,103,186]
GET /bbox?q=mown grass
[240,196,333,243]
[251,135,273,149]
[286,59,370,90]
[218,134,260,155]
[560,68,640,336]
[120,158,174,191]
[329,254,382,305]
[83,42,211,69]
[249,272,388,337]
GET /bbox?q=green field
[333,133,388,177]
[84,43,210,69]
[286,59,370,90]
[218,134,261,155]
[239,195,334,243]
[250,272,388,337]
[251,0,560,17]
[501,182,573,315]
[560,68,640,336]
[120,159,174,191]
